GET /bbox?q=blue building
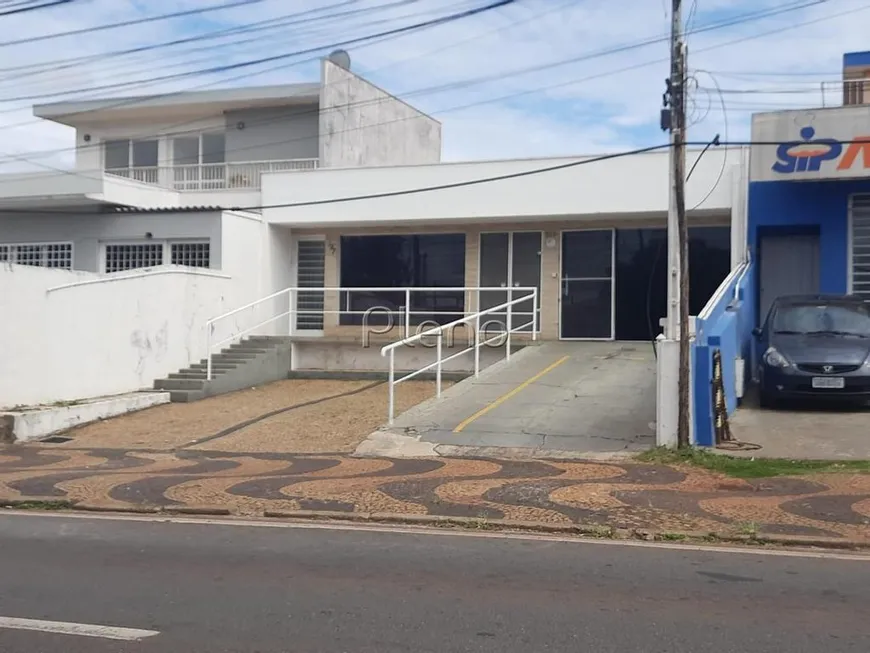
[692,50,870,445]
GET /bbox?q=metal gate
[851,194,870,301]
[295,239,325,331]
[758,233,820,320]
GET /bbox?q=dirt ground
[58,379,447,453]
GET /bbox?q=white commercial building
[0,53,748,446]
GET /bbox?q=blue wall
[747,179,870,306]
[692,268,749,447]
[691,178,870,447]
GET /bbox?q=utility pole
[662,0,690,448]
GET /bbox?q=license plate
[812,376,845,389]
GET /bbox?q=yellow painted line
[453,355,571,433]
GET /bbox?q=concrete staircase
[153,336,293,402]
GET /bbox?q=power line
[0,0,858,181]
[0,143,674,214]
[702,68,842,77]
[687,70,729,212]
[697,84,844,94]
[0,0,275,49]
[0,0,829,110]
[1,136,865,216]
[0,1,529,176]
[0,0,838,167]
[0,0,364,80]
[0,0,506,128]
[0,0,73,16]
[0,2,498,103]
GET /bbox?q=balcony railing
[105,159,319,191]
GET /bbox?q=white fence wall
[0,263,233,408]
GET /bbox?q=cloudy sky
[0,0,866,172]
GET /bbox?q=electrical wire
[687,70,729,212]
[0,2,506,104]
[0,143,674,215]
[12,0,822,105]
[0,1,508,132]
[0,1,475,93]
[0,0,364,81]
[7,136,867,217]
[0,0,844,168]
[0,0,72,16]
[644,131,722,358]
[0,0,276,49]
[0,2,529,177]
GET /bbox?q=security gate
[851,194,870,302]
[295,239,325,330]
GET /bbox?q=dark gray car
[753,294,870,407]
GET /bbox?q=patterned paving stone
[1,446,868,542]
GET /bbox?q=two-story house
[0,52,441,275]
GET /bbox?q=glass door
[560,229,614,339]
[479,232,542,333]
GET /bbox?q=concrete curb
[1,497,867,551]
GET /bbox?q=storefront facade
[748,105,870,327]
[265,148,744,343]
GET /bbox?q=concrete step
[196,357,249,366]
[154,378,206,391]
[169,389,206,403]
[177,367,229,376]
[223,346,270,355]
[243,335,293,343]
[190,362,238,372]
[158,334,292,404]
[210,353,261,362]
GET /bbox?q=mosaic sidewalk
[1,447,869,543]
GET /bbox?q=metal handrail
[204,286,540,380]
[380,289,538,424]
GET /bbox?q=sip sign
[749,110,870,182]
[772,126,870,175]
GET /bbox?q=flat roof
[33,83,321,126]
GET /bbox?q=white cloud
[0,0,866,171]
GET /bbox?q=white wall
[0,263,233,408]
[319,59,441,168]
[256,224,294,335]
[0,210,223,272]
[263,147,747,227]
[219,210,265,309]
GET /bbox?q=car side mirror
[752,327,762,338]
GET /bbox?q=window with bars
[104,243,164,273]
[103,241,210,273]
[170,242,210,267]
[851,195,870,301]
[0,242,73,269]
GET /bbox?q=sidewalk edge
[1,498,866,551]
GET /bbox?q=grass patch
[638,447,870,478]
[658,532,688,541]
[2,499,73,511]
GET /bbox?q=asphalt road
[0,514,868,652]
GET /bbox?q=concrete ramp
[362,341,656,458]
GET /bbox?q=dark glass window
[614,226,731,341]
[339,234,466,326]
[562,230,612,278]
